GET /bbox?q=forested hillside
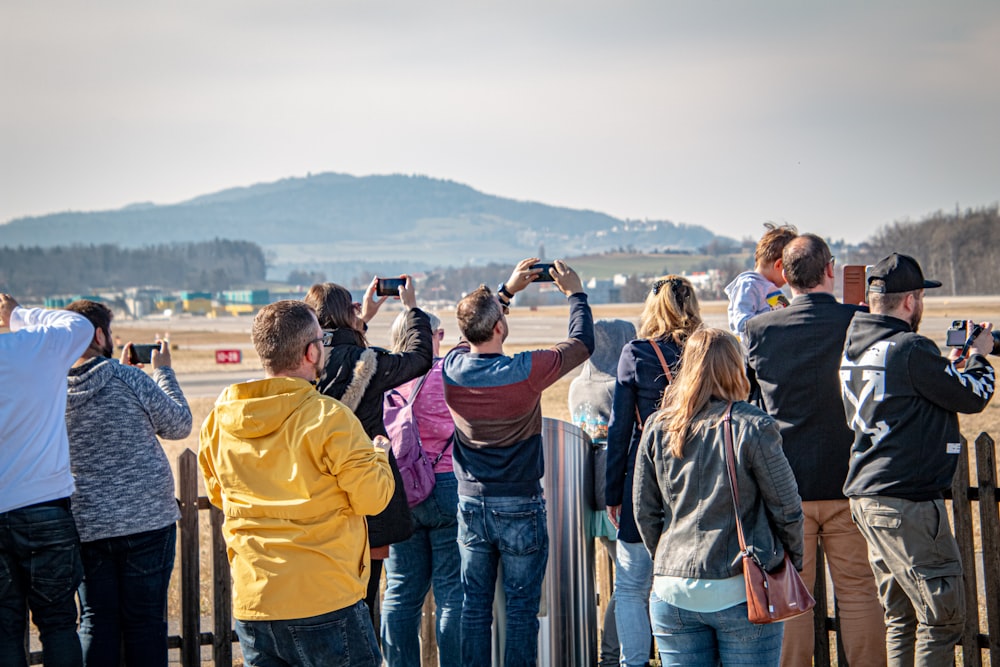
[857,205,999,295]
[0,239,266,296]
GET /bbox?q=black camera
[375,277,406,297]
[946,320,1000,355]
[531,263,555,282]
[129,343,160,364]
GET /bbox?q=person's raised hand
[551,260,584,296]
[504,257,541,295]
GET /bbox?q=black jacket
[841,312,995,501]
[316,307,433,546]
[744,292,865,501]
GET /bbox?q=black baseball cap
[867,253,942,294]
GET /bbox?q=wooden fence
[26,433,1000,665]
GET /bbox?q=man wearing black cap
[841,252,995,666]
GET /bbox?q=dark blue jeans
[458,495,548,667]
[382,473,463,667]
[235,599,381,667]
[78,523,176,667]
[0,499,83,667]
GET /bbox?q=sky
[1,1,998,243]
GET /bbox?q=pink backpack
[384,373,442,507]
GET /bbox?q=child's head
[754,223,798,285]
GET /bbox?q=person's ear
[93,326,107,349]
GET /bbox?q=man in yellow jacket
[199,300,394,666]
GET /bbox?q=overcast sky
[1,1,998,242]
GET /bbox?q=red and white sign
[215,349,242,364]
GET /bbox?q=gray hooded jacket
[66,357,191,542]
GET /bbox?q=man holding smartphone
[442,258,594,667]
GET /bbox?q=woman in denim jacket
[633,328,804,667]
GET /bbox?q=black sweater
[841,312,995,501]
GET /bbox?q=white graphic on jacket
[840,341,892,454]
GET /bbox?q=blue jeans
[614,539,653,666]
[382,473,463,667]
[458,495,548,667]
[0,499,83,667]
[649,592,784,667]
[235,599,381,667]
[78,523,176,667]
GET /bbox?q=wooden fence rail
[27,433,1000,665]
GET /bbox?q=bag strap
[636,339,675,430]
[405,371,430,407]
[722,401,750,556]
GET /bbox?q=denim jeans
[458,495,548,667]
[235,599,381,667]
[78,523,176,667]
[382,473,463,667]
[614,539,653,666]
[0,499,83,667]
[649,591,784,667]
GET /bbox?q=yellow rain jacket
[199,376,394,620]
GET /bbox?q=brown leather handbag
[722,402,815,624]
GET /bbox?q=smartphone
[129,343,159,364]
[842,264,869,305]
[376,277,406,297]
[531,263,555,282]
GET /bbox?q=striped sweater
[443,293,594,497]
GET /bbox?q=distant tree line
[856,205,1000,296]
[0,239,267,297]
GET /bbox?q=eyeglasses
[306,332,335,355]
[435,329,445,339]
[352,302,362,313]
[829,256,836,267]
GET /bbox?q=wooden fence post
[178,450,201,667]
[975,432,1000,664]
[952,435,982,666]
[210,504,233,667]
[813,544,831,667]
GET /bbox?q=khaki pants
[850,496,964,667]
[780,499,887,667]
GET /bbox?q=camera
[946,320,1000,355]
[531,263,556,282]
[129,343,160,365]
[375,277,406,297]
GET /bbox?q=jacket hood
[214,377,318,439]
[588,319,637,376]
[66,357,116,408]
[844,312,912,361]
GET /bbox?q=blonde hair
[390,310,441,353]
[638,275,702,345]
[655,328,750,458]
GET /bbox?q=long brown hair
[303,283,367,347]
[654,328,750,458]
[638,275,702,345]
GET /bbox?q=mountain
[0,173,728,281]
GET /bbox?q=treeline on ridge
[857,205,999,296]
[0,239,266,296]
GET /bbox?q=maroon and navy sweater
[442,293,594,497]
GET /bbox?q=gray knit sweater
[65,357,192,542]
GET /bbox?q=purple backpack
[384,373,438,507]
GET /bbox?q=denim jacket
[633,400,804,578]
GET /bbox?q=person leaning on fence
[633,328,805,667]
[442,258,594,667]
[199,300,395,666]
[63,299,192,667]
[305,276,433,626]
[605,275,703,667]
[380,310,463,667]
[743,235,886,667]
[567,318,637,667]
[841,253,995,667]
[0,293,93,667]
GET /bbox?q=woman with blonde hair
[633,328,804,666]
[605,275,701,666]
